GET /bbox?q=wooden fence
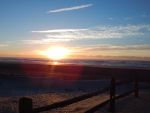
[18,80,136,113]
[17,65,150,113]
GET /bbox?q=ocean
[0,57,150,68]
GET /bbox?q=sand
[0,90,150,113]
[0,62,150,113]
[94,91,150,113]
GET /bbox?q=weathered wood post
[109,78,116,113]
[134,76,139,97]
[19,97,33,113]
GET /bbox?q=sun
[43,47,69,60]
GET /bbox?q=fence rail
[18,80,136,113]
[33,87,109,113]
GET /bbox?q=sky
[0,0,150,60]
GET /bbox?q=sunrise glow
[42,47,69,60]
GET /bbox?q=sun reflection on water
[53,61,59,65]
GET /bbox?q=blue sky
[0,0,150,59]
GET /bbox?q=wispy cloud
[32,29,87,33]
[48,4,93,13]
[74,44,150,51]
[22,38,72,45]
[22,24,150,45]
[69,44,150,59]
[35,44,150,59]
[29,24,150,44]
[108,17,113,20]
[141,14,150,18]
[0,43,9,47]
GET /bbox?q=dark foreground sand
[0,90,150,113]
[96,91,150,113]
[115,91,150,113]
[0,62,150,113]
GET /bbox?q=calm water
[0,57,150,68]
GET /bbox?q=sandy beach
[0,62,150,113]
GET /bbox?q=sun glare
[43,47,69,60]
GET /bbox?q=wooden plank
[33,87,109,113]
[32,81,129,113]
[84,90,134,113]
[85,99,110,113]
[115,90,134,99]
[33,81,128,113]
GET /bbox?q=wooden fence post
[19,97,33,113]
[134,77,139,97]
[109,78,116,113]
